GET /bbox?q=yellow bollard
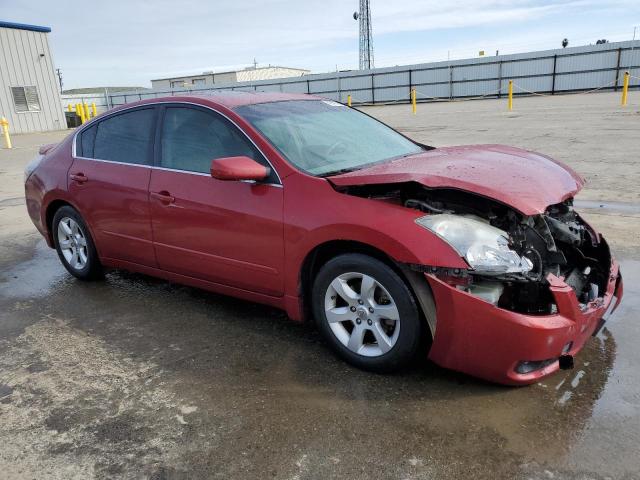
[0,117,12,149]
[621,71,630,106]
[76,103,85,123]
[347,95,352,107]
[411,88,417,114]
[508,80,513,111]
[83,103,90,122]
[91,102,97,117]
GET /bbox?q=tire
[52,205,103,280]
[312,253,422,372]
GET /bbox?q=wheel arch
[44,199,100,257]
[298,239,436,340]
[45,199,74,246]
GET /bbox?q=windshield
[234,100,423,176]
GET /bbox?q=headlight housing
[416,214,533,275]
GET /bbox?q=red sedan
[24,92,623,385]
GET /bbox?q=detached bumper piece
[426,260,622,385]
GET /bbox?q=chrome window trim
[154,165,209,176]
[71,100,283,186]
[72,156,152,169]
[69,156,282,187]
[153,165,283,187]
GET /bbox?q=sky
[2,0,639,89]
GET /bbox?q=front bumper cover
[425,259,622,385]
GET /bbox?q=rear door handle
[150,191,175,204]
[69,173,88,183]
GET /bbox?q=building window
[11,86,41,112]
[192,78,206,86]
[170,80,185,89]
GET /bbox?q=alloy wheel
[57,217,88,270]
[324,272,400,357]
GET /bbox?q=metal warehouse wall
[110,40,640,108]
[0,26,66,133]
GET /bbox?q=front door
[68,106,157,267]
[149,105,284,296]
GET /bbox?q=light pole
[55,68,63,93]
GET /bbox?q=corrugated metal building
[0,21,66,134]
[151,66,309,90]
[113,40,639,108]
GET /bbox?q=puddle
[0,240,69,299]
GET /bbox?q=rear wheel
[52,206,103,280]
[312,253,422,372]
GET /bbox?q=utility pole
[353,0,374,70]
[55,68,63,93]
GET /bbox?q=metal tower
[354,0,374,70]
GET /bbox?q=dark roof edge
[150,66,310,82]
[0,21,51,33]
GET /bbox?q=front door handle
[69,172,88,184]
[150,191,175,204]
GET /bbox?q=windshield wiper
[319,150,423,177]
[318,167,362,177]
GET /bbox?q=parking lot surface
[1,92,639,479]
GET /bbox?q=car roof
[133,91,321,110]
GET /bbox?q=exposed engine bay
[337,182,611,314]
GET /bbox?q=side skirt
[100,257,288,312]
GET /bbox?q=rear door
[149,104,284,296]
[69,106,157,266]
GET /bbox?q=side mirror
[210,156,269,182]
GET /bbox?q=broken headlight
[416,214,533,275]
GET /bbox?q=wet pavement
[1,238,639,479]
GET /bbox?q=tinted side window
[92,108,155,165]
[160,107,276,181]
[79,124,97,158]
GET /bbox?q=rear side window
[159,106,277,182]
[79,108,155,165]
[80,125,97,158]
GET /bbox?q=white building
[0,21,66,134]
[151,65,309,90]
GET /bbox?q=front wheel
[312,253,422,372]
[52,206,103,280]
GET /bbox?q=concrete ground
[0,91,639,479]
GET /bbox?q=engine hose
[523,247,544,281]
[404,199,445,214]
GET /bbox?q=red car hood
[328,144,585,215]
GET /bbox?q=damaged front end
[416,196,612,317]
[343,182,612,314]
[337,182,623,384]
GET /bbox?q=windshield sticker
[322,100,345,107]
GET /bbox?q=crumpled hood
[328,144,585,215]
